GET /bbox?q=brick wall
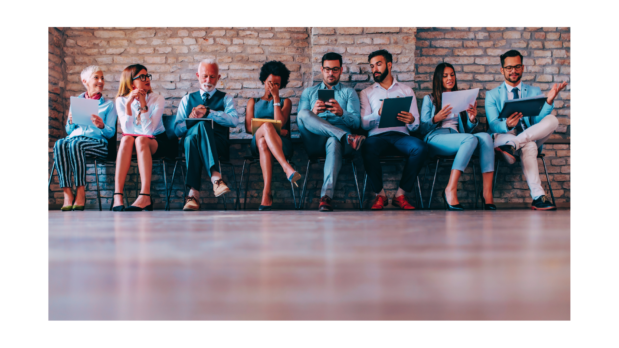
[48,27,570,210]
[414,27,570,206]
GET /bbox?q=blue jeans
[361,131,428,193]
[425,128,494,173]
[297,109,353,198]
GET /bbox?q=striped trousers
[53,136,107,188]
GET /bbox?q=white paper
[70,97,99,127]
[442,88,479,115]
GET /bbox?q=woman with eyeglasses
[53,65,117,211]
[420,62,495,210]
[112,64,167,211]
[245,60,301,211]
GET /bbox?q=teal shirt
[298,82,361,129]
[65,93,117,142]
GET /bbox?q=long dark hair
[431,63,458,115]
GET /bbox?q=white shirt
[360,79,420,136]
[505,81,523,135]
[441,113,459,132]
[116,92,166,136]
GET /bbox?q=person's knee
[120,136,134,148]
[135,137,149,151]
[297,109,311,121]
[257,137,269,151]
[521,141,538,155]
[462,134,478,146]
[408,140,428,158]
[545,114,559,130]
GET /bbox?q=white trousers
[493,115,559,199]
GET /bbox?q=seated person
[420,62,495,210]
[486,50,567,210]
[173,59,236,211]
[360,49,428,210]
[53,65,117,211]
[112,64,167,211]
[245,61,301,211]
[297,52,365,212]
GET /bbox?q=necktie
[512,87,527,133]
[202,92,208,105]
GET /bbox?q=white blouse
[115,92,166,136]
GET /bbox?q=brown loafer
[183,196,200,211]
[213,179,231,197]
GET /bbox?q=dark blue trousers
[361,131,428,193]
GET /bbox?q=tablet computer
[318,89,335,102]
[378,96,413,128]
[498,95,547,119]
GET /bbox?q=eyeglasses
[502,65,523,71]
[322,67,341,73]
[132,74,152,81]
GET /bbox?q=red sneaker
[371,195,388,210]
[347,134,366,151]
[392,195,415,210]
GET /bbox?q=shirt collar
[200,88,217,98]
[373,77,400,91]
[504,81,522,93]
[319,81,341,90]
[79,92,105,104]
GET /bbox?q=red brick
[445,32,475,39]
[432,40,462,47]
[454,48,484,56]
[534,32,545,39]
[546,32,560,40]
[444,57,475,64]
[364,27,400,34]
[336,27,363,35]
[417,31,444,39]
[313,27,335,35]
[422,48,451,56]
[503,31,521,39]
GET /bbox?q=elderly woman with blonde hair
[53,65,117,211]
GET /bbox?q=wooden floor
[49,209,570,320]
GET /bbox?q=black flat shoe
[126,193,153,211]
[442,191,464,211]
[480,192,497,210]
[112,193,125,211]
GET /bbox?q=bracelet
[273,102,281,107]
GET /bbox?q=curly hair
[259,61,290,88]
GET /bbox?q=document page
[442,88,479,115]
[70,97,99,127]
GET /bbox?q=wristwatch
[140,105,148,112]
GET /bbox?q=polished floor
[49,209,570,320]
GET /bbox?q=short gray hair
[81,65,103,88]
[198,59,219,72]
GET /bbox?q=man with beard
[173,59,237,211]
[297,52,365,212]
[359,49,428,210]
[486,50,568,210]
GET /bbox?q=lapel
[521,83,530,98]
[497,83,508,113]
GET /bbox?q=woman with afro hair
[245,60,301,210]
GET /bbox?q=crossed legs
[255,123,296,206]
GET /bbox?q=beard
[373,68,389,83]
[505,72,522,84]
[324,75,340,87]
[201,82,216,92]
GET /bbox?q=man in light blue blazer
[486,50,568,210]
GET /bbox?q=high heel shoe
[259,194,272,211]
[480,192,497,210]
[125,193,153,211]
[61,205,73,211]
[442,191,464,211]
[287,171,301,187]
[112,193,125,211]
[72,204,85,211]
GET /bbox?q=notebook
[251,118,282,135]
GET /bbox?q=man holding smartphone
[297,52,365,212]
[485,50,568,210]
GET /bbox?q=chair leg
[161,160,168,212]
[218,161,228,211]
[94,160,102,211]
[416,176,424,210]
[362,173,368,208]
[48,160,55,189]
[493,159,500,196]
[166,161,178,211]
[300,160,311,210]
[243,160,252,211]
[472,160,478,210]
[428,159,440,209]
[227,163,240,211]
[179,161,187,204]
[351,161,363,211]
[237,160,247,211]
[540,156,556,206]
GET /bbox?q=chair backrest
[106,120,118,162]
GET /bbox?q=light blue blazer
[485,82,554,135]
[419,95,478,141]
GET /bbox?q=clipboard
[252,118,281,135]
[498,95,547,119]
[70,96,99,127]
[318,89,335,102]
[184,118,214,130]
[378,96,413,128]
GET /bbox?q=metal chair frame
[493,152,556,206]
[299,154,363,210]
[425,155,481,210]
[360,156,425,210]
[238,155,299,210]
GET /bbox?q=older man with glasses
[173,59,238,211]
[297,52,365,212]
[485,49,568,210]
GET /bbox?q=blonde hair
[81,65,103,88]
[116,64,150,98]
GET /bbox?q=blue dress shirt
[65,93,117,142]
[298,82,361,129]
